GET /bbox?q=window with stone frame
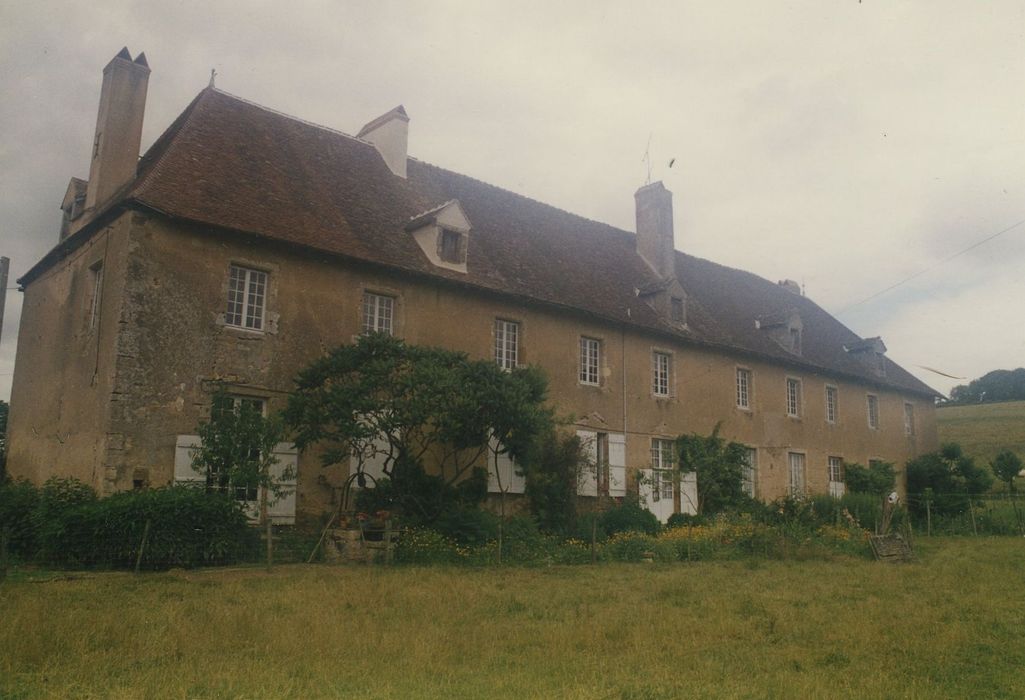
[207,395,267,502]
[650,438,675,502]
[652,351,671,397]
[786,377,802,418]
[736,368,752,409]
[742,447,758,498]
[825,385,838,424]
[579,337,601,386]
[494,319,519,371]
[225,264,268,331]
[867,394,880,430]
[362,292,395,335]
[904,402,915,436]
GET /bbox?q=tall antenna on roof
[208,68,217,88]
[642,133,652,184]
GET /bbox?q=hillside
[936,400,1025,468]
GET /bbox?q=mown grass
[2,538,1024,699]
[937,400,1025,471]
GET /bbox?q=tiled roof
[37,87,939,397]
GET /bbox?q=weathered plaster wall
[97,214,936,517]
[6,215,135,493]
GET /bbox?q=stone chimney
[84,48,150,213]
[357,105,409,178]
[635,181,676,279]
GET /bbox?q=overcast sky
[2,1,1023,402]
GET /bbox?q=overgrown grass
[937,400,1025,473]
[2,538,1023,698]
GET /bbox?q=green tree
[191,392,288,524]
[844,461,896,496]
[522,429,582,535]
[906,443,993,517]
[284,334,553,525]
[990,451,1022,493]
[675,424,748,515]
[0,399,8,475]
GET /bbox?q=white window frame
[742,447,757,498]
[652,351,671,397]
[825,384,838,425]
[786,377,802,418]
[208,395,267,502]
[362,292,395,336]
[788,451,806,498]
[867,394,879,430]
[494,319,519,371]
[579,337,600,386]
[828,456,845,498]
[736,367,751,410]
[225,264,268,331]
[904,402,915,436]
[650,438,675,502]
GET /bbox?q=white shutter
[608,433,626,497]
[268,442,298,524]
[576,430,597,497]
[679,471,698,515]
[488,450,525,495]
[174,435,204,485]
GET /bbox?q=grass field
[2,538,1024,699]
[936,400,1025,470]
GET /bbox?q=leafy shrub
[394,528,464,565]
[433,506,499,546]
[0,478,40,558]
[523,430,582,534]
[906,444,993,517]
[599,498,660,537]
[845,462,896,496]
[604,532,662,562]
[500,516,547,562]
[666,512,707,529]
[37,486,256,569]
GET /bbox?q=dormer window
[756,311,803,356]
[671,297,685,323]
[789,327,802,355]
[407,200,471,273]
[439,229,465,264]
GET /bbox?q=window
[736,368,751,409]
[904,402,915,436]
[208,395,267,501]
[789,327,802,354]
[742,447,757,498]
[362,292,394,335]
[788,452,806,498]
[439,229,465,263]
[671,297,685,323]
[226,265,267,331]
[786,377,802,417]
[828,456,845,498]
[652,351,671,397]
[88,261,104,330]
[494,319,519,371]
[650,438,675,502]
[825,385,838,424]
[867,394,879,430]
[579,337,600,385]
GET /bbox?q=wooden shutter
[679,471,698,515]
[608,433,626,497]
[268,442,298,524]
[174,435,204,485]
[576,430,598,496]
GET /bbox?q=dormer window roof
[756,310,803,356]
[406,199,471,273]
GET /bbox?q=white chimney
[634,181,676,279]
[84,48,150,212]
[357,105,409,178]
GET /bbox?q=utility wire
[834,216,1025,317]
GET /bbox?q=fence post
[967,494,978,536]
[266,518,274,572]
[0,526,9,582]
[924,489,933,537]
[134,519,151,574]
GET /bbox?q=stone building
[6,50,939,523]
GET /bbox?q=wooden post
[134,519,151,574]
[926,497,932,537]
[968,494,978,536]
[266,517,274,571]
[0,526,9,582]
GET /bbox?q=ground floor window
[828,456,845,498]
[742,447,757,498]
[788,452,806,498]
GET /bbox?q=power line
[834,215,1025,317]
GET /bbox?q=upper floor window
[904,402,915,436]
[579,337,600,386]
[439,229,466,264]
[867,394,880,430]
[362,292,394,335]
[494,319,519,371]
[736,368,751,409]
[652,351,671,397]
[786,377,802,418]
[825,385,838,424]
[670,297,685,323]
[226,265,267,331]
